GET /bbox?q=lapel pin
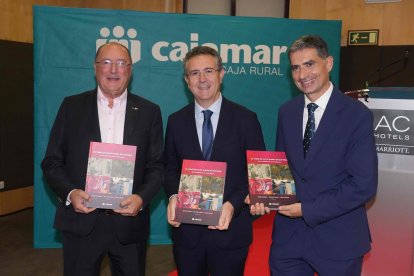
[132,107,139,110]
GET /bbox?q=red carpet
[168,211,276,276]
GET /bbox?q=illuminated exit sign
[348,30,379,46]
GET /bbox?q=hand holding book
[113,194,143,216]
[70,189,96,214]
[167,195,181,228]
[277,202,302,218]
[207,201,234,230]
[245,195,270,216]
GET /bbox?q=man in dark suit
[41,42,163,276]
[251,35,378,275]
[164,46,265,275]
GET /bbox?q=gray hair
[287,35,329,60]
[183,46,223,73]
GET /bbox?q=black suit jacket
[41,89,164,244]
[164,97,265,249]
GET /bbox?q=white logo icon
[96,26,141,64]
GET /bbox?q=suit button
[301,178,306,183]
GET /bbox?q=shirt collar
[195,93,222,115]
[304,82,333,110]
[97,87,128,107]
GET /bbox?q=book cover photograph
[175,159,227,226]
[247,150,296,210]
[85,142,136,209]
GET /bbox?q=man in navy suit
[251,35,378,275]
[42,42,163,275]
[164,46,265,275]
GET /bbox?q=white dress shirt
[169,94,223,202]
[302,82,333,137]
[194,94,222,151]
[67,87,128,205]
[97,87,127,144]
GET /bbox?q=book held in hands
[247,150,296,210]
[175,159,227,226]
[85,142,136,209]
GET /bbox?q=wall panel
[383,0,414,45]
[236,0,285,18]
[0,187,33,215]
[289,0,325,20]
[326,1,384,46]
[340,45,414,92]
[0,0,183,43]
[290,0,414,46]
[1,0,412,45]
[0,40,33,198]
[0,1,34,42]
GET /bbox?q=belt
[97,209,116,215]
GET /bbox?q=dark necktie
[202,110,214,160]
[303,103,318,157]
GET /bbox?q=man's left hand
[114,194,143,216]
[209,201,234,230]
[278,203,302,218]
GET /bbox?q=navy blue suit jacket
[41,89,164,244]
[164,97,265,250]
[273,87,378,260]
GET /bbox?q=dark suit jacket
[41,89,163,244]
[164,97,265,250]
[273,87,378,260]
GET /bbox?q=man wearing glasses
[164,46,265,275]
[42,42,163,275]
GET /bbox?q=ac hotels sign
[372,109,414,155]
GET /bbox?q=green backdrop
[33,5,341,247]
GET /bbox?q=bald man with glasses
[42,42,163,276]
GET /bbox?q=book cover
[247,150,296,210]
[175,159,227,226]
[85,142,136,209]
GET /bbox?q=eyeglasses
[95,59,131,69]
[186,68,221,78]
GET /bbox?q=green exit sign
[348,30,379,46]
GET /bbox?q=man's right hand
[167,195,181,227]
[69,189,95,214]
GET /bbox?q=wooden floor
[0,208,175,275]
